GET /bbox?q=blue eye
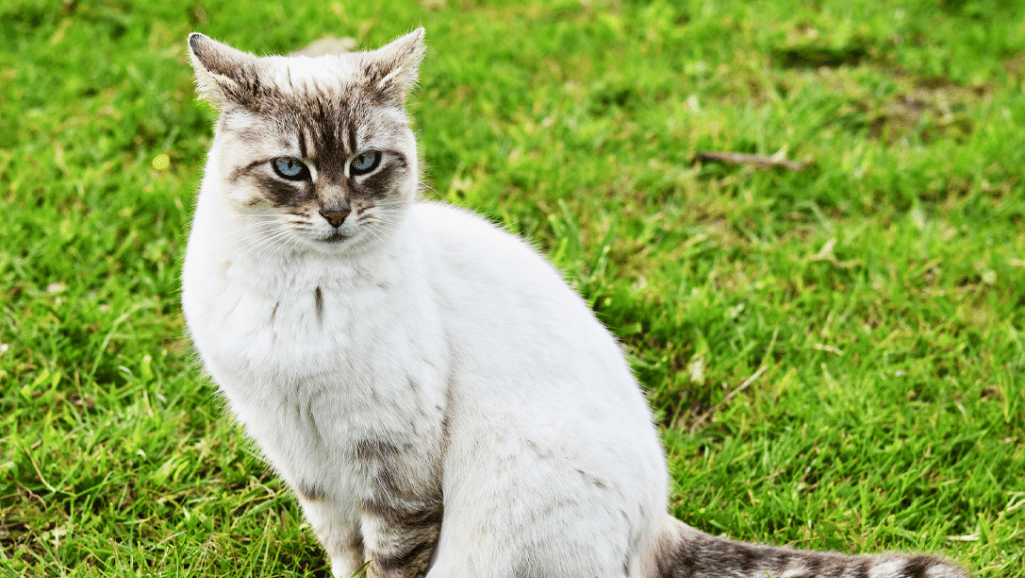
[350,151,381,175]
[272,157,309,180]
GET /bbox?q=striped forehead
[277,95,363,168]
[268,60,367,160]
[261,61,407,160]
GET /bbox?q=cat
[181,28,971,578]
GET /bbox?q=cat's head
[187,29,425,256]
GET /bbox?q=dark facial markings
[253,172,315,208]
[346,122,359,161]
[229,159,266,184]
[280,93,357,178]
[231,151,399,212]
[257,153,403,211]
[352,153,404,201]
[221,76,411,238]
[297,129,308,159]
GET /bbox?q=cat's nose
[320,208,350,228]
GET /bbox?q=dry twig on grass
[693,150,810,172]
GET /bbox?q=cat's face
[188,30,425,256]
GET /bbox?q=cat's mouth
[323,232,350,243]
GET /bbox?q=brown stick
[693,150,809,172]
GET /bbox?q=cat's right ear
[187,33,262,110]
[368,28,427,106]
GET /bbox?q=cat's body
[185,195,666,576]
[182,29,970,578]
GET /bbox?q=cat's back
[411,200,598,342]
[409,199,654,425]
[412,201,562,299]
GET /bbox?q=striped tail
[653,517,971,578]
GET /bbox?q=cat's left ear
[187,33,264,110]
[368,28,426,106]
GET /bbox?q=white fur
[182,125,668,578]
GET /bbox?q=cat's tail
[646,515,971,578]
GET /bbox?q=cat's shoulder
[411,201,539,255]
[410,201,503,237]
[408,201,563,285]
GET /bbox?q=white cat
[181,28,970,578]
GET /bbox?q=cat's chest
[183,248,448,493]
[185,254,409,387]
[203,277,355,368]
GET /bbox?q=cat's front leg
[359,501,443,578]
[297,495,365,578]
[326,533,365,578]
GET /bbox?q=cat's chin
[305,235,355,252]
[294,230,380,257]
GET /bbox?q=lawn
[2,0,1024,576]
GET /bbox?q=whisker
[240,231,289,254]
[231,221,301,254]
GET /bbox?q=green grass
[2,0,1024,575]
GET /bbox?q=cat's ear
[368,28,426,106]
[187,33,264,110]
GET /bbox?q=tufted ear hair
[187,33,265,110]
[365,28,426,106]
